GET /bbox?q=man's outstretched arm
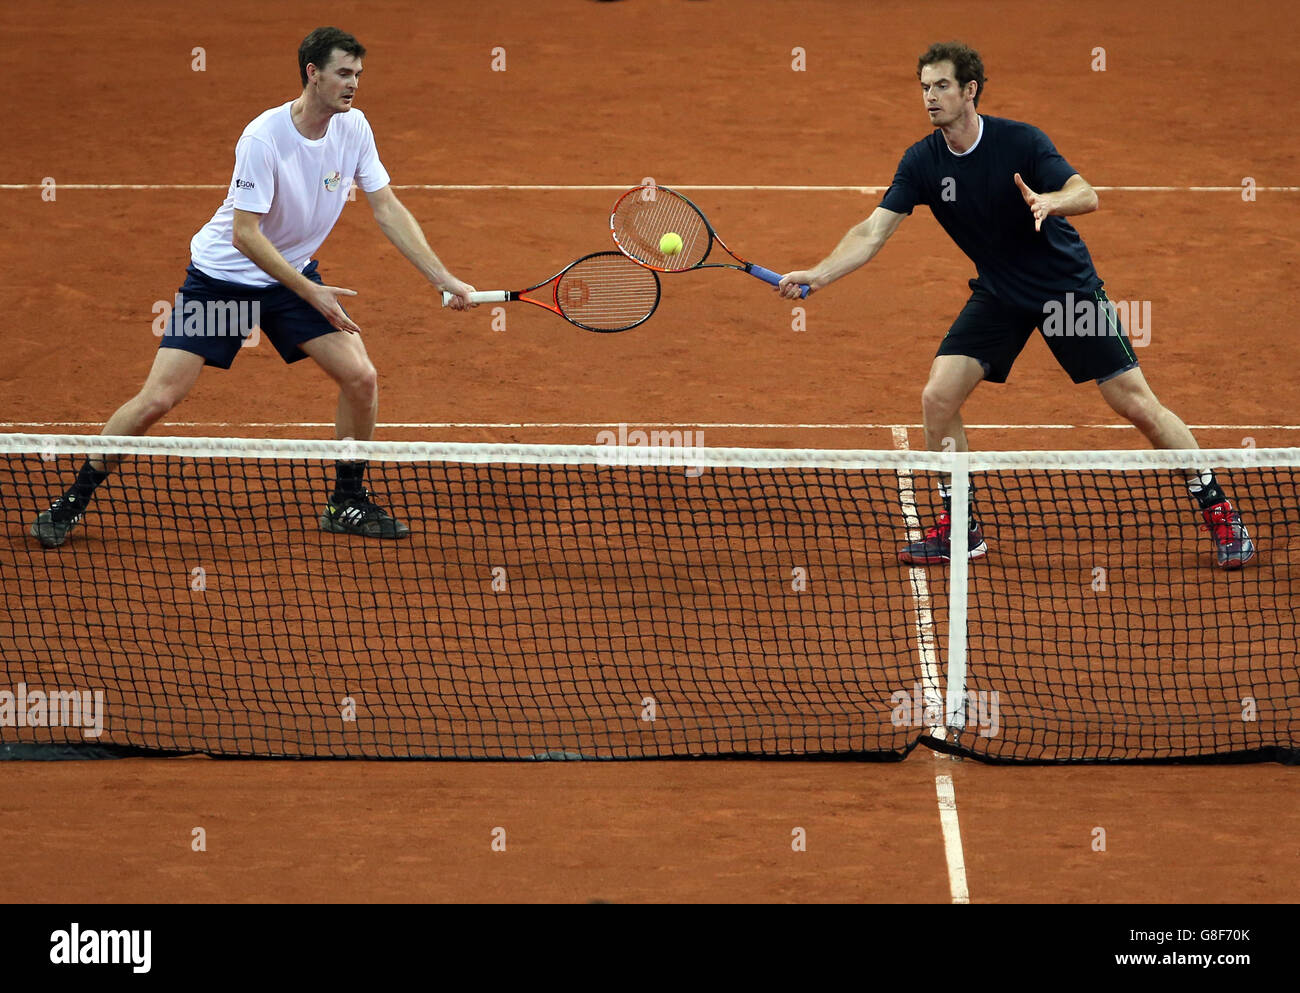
[777,207,908,298]
[365,184,477,309]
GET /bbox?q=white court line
[2,420,1298,431]
[891,425,970,905]
[1,183,1297,193]
[935,776,970,904]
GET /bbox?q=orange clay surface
[1,0,1295,901]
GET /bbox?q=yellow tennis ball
[659,232,684,256]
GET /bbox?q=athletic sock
[1187,470,1228,511]
[333,460,367,502]
[937,480,980,529]
[59,460,109,516]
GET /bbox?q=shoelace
[923,511,953,539]
[1201,503,1240,544]
[336,491,386,519]
[49,496,84,524]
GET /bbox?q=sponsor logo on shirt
[235,178,255,190]
[323,171,342,192]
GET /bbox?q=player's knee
[343,361,378,401]
[137,383,187,423]
[921,382,960,425]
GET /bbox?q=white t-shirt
[190,102,391,286]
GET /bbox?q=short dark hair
[917,41,986,108]
[299,27,366,87]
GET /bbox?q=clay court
[2,0,1296,904]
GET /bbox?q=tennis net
[1,434,1296,762]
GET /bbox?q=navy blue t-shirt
[880,115,1102,310]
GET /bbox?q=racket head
[610,185,714,272]
[528,251,661,333]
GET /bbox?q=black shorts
[158,260,341,370]
[937,281,1139,385]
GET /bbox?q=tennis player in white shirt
[32,26,474,546]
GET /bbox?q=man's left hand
[1013,173,1052,232]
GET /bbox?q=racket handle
[441,290,509,306]
[748,264,810,299]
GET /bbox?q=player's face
[311,50,363,113]
[919,62,970,127]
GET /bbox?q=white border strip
[0,433,950,468]
[965,448,1299,471]
[2,433,1294,472]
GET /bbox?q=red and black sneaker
[1201,500,1255,570]
[898,511,988,565]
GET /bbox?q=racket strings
[612,190,710,271]
[555,254,660,331]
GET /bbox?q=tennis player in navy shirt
[780,41,1253,569]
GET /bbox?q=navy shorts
[158,260,341,369]
[937,280,1139,385]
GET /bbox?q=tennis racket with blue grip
[610,185,810,298]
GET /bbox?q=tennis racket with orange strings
[441,251,660,332]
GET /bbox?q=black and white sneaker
[30,496,86,548]
[319,489,410,539]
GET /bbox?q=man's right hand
[305,282,362,334]
[778,271,820,299]
[438,276,479,311]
